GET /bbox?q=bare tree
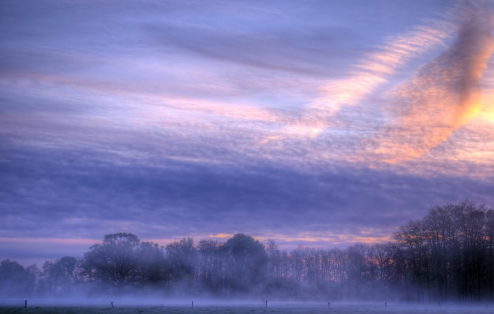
[42,256,78,294]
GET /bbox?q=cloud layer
[0,0,493,265]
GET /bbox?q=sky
[1,0,494,266]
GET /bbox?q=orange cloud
[208,233,235,239]
[375,2,494,163]
[478,67,494,123]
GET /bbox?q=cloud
[1,141,494,258]
[1,0,493,266]
[261,9,455,142]
[374,1,494,163]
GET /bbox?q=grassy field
[1,303,492,314]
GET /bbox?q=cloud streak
[263,12,455,141]
[2,141,493,263]
[375,1,494,163]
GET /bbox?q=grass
[1,303,493,314]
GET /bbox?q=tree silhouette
[81,233,164,291]
[4,202,494,301]
[221,233,267,291]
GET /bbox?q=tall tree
[165,237,197,291]
[221,233,267,292]
[0,259,36,297]
[81,233,164,291]
[43,256,78,294]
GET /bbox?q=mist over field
[2,303,494,314]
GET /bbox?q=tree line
[1,201,494,302]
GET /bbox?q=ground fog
[1,302,492,314]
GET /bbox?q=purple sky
[1,0,494,267]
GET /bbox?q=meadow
[1,302,492,314]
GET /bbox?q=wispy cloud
[2,0,494,264]
[374,1,494,163]
[2,142,493,257]
[262,13,455,141]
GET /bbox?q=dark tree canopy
[166,237,197,281]
[0,259,36,297]
[42,256,78,294]
[221,233,268,290]
[81,233,164,290]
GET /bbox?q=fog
[1,201,494,311]
[2,301,494,314]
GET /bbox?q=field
[1,303,492,314]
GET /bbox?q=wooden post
[25,300,27,308]
[265,301,268,308]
